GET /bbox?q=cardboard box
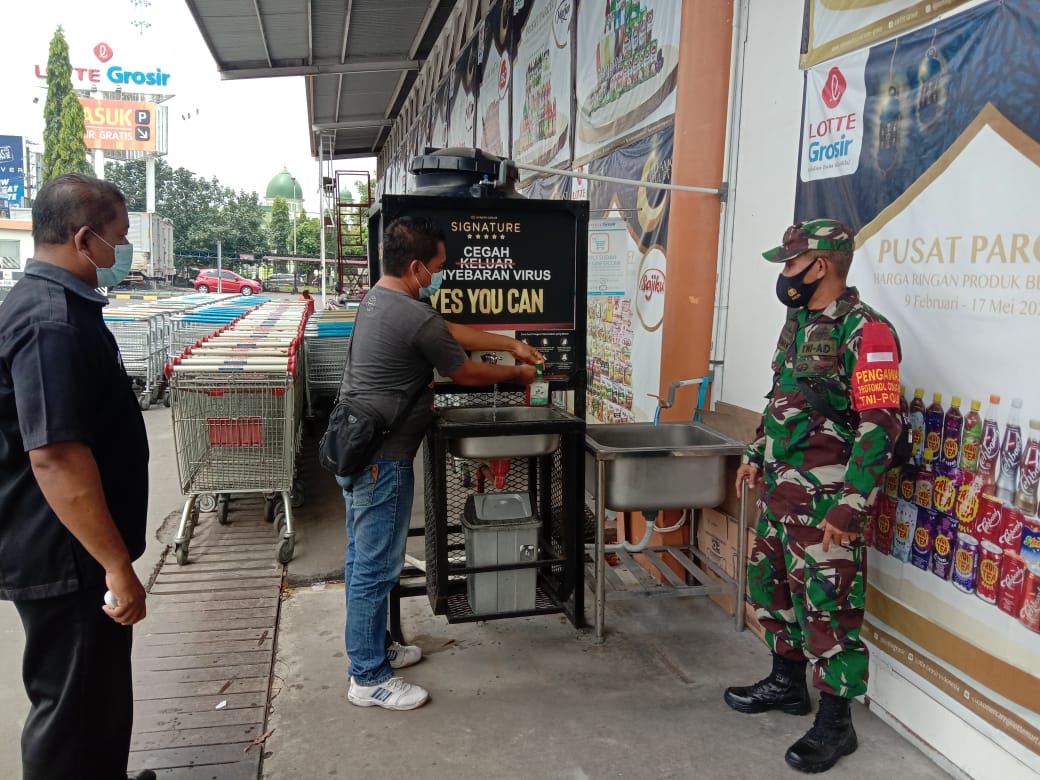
[701,567,767,643]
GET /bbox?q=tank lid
[410,147,519,184]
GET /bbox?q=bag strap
[797,377,855,431]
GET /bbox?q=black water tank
[408,147,524,198]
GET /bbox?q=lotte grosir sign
[800,50,867,183]
[34,40,171,92]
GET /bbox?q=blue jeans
[336,460,414,686]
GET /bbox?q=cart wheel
[175,543,189,566]
[290,488,304,509]
[198,493,217,513]
[217,496,230,525]
[277,538,295,565]
[139,395,151,411]
[162,389,172,408]
[274,503,287,535]
[264,497,277,523]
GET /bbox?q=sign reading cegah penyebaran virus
[377,196,585,331]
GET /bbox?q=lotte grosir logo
[94,43,114,63]
[822,67,846,109]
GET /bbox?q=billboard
[79,98,157,152]
[0,135,25,208]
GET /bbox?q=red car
[193,269,261,295]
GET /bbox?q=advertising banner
[79,98,157,152]
[431,82,450,150]
[511,0,573,173]
[448,39,480,148]
[0,135,25,208]
[801,0,974,68]
[585,123,673,424]
[477,0,513,157]
[574,0,680,164]
[793,0,1040,753]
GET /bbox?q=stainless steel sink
[438,406,572,459]
[585,422,745,511]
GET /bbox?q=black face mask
[775,258,822,307]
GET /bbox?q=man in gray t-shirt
[336,216,541,711]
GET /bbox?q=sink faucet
[480,352,501,365]
[648,368,716,426]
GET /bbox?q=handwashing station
[373,148,747,642]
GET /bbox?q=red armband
[851,321,900,412]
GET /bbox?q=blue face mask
[417,265,444,299]
[85,230,134,288]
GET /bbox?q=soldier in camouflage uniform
[724,219,903,774]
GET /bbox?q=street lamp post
[290,177,300,292]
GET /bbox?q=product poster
[511,0,573,174]
[574,0,680,164]
[519,173,571,200]
[801,0,974,68]
[448,39,479,148]
[0,135,25,207]
[584,123,673,425]
[793,1,1040,756]
[477,0,513,157]
[430,82,450,150]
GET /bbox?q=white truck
[128,211,174,281]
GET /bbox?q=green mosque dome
[266,168,303,200]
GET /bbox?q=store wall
[714,0,806,414]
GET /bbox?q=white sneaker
[348,676,429,710]
[387,641,422,670]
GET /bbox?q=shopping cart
[302,308,355,416]
[168,300,309,565]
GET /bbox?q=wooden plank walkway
[129,500,284,779]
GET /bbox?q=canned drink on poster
[874,496,895,555]
[974,495,1004,545]
[910,508,937,571]
[952,533,980,593]
[976,540,1003,604]
[893,500,916,562]
[1019,563,1040,632]
[930,515,957,581]
[1019,519,1040,565]
[997,551,1028,616]
[998,504,1025,555]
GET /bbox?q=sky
[6,0,374,214]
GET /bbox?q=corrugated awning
[184,0,457,159]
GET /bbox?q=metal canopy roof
[184,0,457,159]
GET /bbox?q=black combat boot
[724,653,811,715]
[785,692,858,773]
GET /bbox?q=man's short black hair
[382,216,445,277]
[32,173,127,246]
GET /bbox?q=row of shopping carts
[168,298,314,565]
[302,307,356,415]
[102,293,256,410]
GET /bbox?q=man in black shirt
[0,174,152,780]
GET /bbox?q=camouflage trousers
[747,516,869,698]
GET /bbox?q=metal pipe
[514,161,723,196]
[736,489,748,632]
[711,0,750,403]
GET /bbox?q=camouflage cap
[762,218,855,262]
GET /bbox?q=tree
[294,216,321,258]
[269,197,291,256]
[104,159,268,266]
[42,27,91,181]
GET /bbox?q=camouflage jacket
[744,287,903,533]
